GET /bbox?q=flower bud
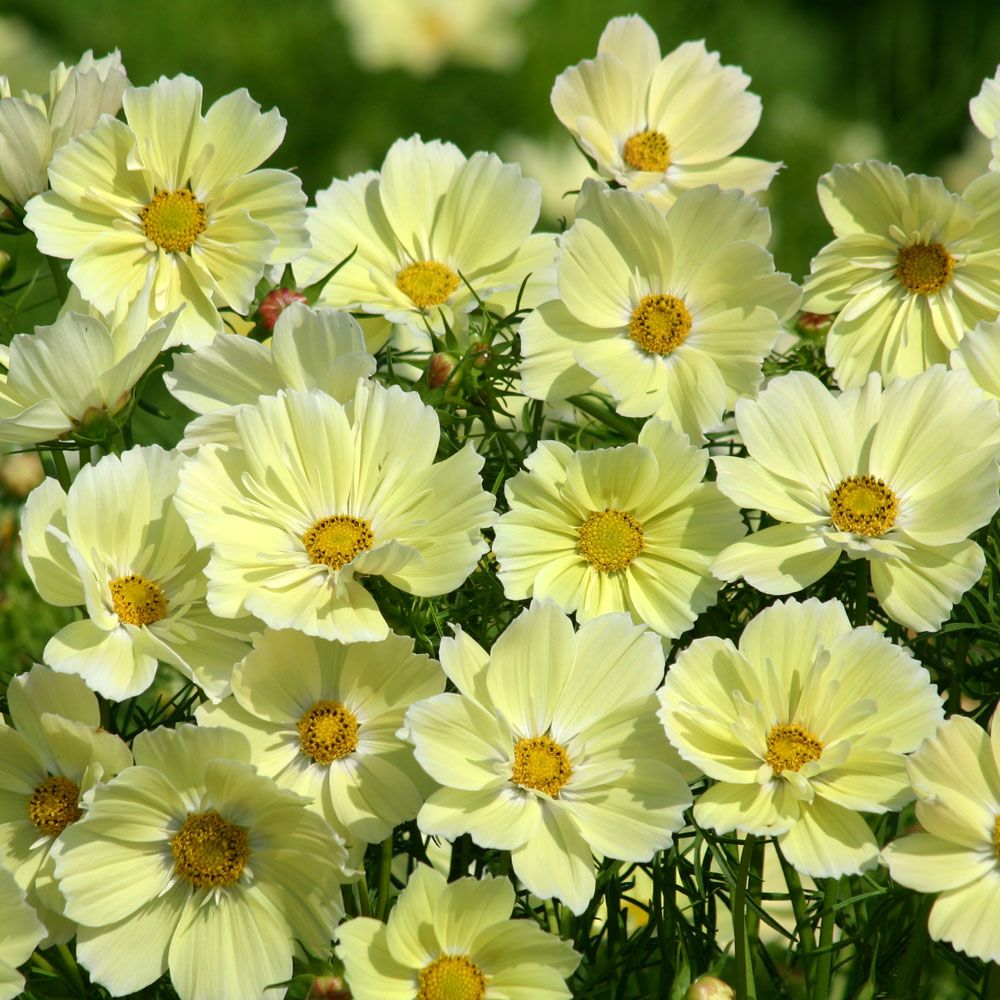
[0,452,44,498]
[427,352,458,389]
[685,974,735,1000]
[259,287,307,331]
[796,311,833,337]
[307,975,351,999]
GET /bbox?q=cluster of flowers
[3,15,1000,1000]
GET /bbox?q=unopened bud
[686,975,735,1000]
[259,287,307,331]
[307,975,351,999]
[469,341,491,368]
[796,311,833,337]
[0,452,44,498]
[427,352,458,389]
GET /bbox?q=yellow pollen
[828,475,899,537]
[622,129,671,172]
[396,260,460,309]
[171,810,249,889]
[993,816,1000,859]
[578,509,644,573]
[297,700,359,764]
[109,573,169,626]
[629,294,692,355]
[140,189,207,253]
[765,723,823,775]
[27,775,81,837]
[417,955,486,1000]
[895,242,954,295]
[302,515,374,570]
[511,735,573,798]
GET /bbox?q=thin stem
[55,943,86,996]
[376,834,393,921]
[778,847,816,988]
[46,255,71,302]
[853,559,869,627]
[49,448,72,491]
[733,833,758,1000]
[566,395,639,440]
[356,870,373,918]
[812,877,841,1000]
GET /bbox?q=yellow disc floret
[171,810,249,889]
[828,475,899,537]
[511,735,573,798]
[628,294,692,355]
[27,775,81,837]
[140,189,207,253]
[302,515,375,570]
[109,573,169,626]
[622,129,671,172]
[297,700,360,764]
[993,815,1000,860]
[895,242,954,295]
[396,261,461,309]
[578,509,645,573]
[417,955,487,1000]
[765,723,823,775]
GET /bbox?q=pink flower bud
[427,352,458,389]
[307,975,351,999]
[259,287,307,331]
[796,311,833,336]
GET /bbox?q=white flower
[551,16,779,212]
[21,445,254,701]
[0,280,174,446]
[660,598,944,877]
[802,160,1000,388]
[519,181,799,441]
[294,135,553,340]
[175,383,495,642]
[0,664,131,943]
[165,302,375,449]
[24,74,308,347]
[712,366,1000,632]
[493,418,745,639]
[970,65,1000,171]
[0,50,128,210]
[404,601,693,914]
[334,0,529,75]
[52,724,348,1000]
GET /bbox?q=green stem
[356,870,373,918]
[853,560,869,627]
[812,878,841,1000]
[46,255,71,302]
[55,943,86,996]
[733,834,758,1000]
[49,448,72,491]
[778,848,816,989]
[566,395,639,440]
[544,898,560,936]
[376,834,393,921]
[342,883,359,918]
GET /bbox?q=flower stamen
[297,701,359,764]
[396,261,460,309]
[511,735,573,798]
[171,810,249,889]
[896,242,954,295]
[27,776,81,837]
[109,574,169,626]
[302,515,374,570]
[578,509,644,573]
[141,189,207,253]
[765,723,823,775]
[628,294,692,355]
[622,129,671,172]
[417,954,487,1000]
[828,475,899,537]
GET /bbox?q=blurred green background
[3,0,999,282]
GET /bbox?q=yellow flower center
[109,573,169,627]
[140,189,207,253]
[993,816,1000,859]
[578,509,645,573]
[396,260,461,309]
[417,955,487,1000]
[171,810,249,889]
[622,129,671,172]
[27,775,82,837]
[828,475,899,537]
[302,515,375,570]
[297,700,359,764]
[895,241,954,295]
[511,735,573,798]
[629,293,692,355]
[765,723,823,775]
